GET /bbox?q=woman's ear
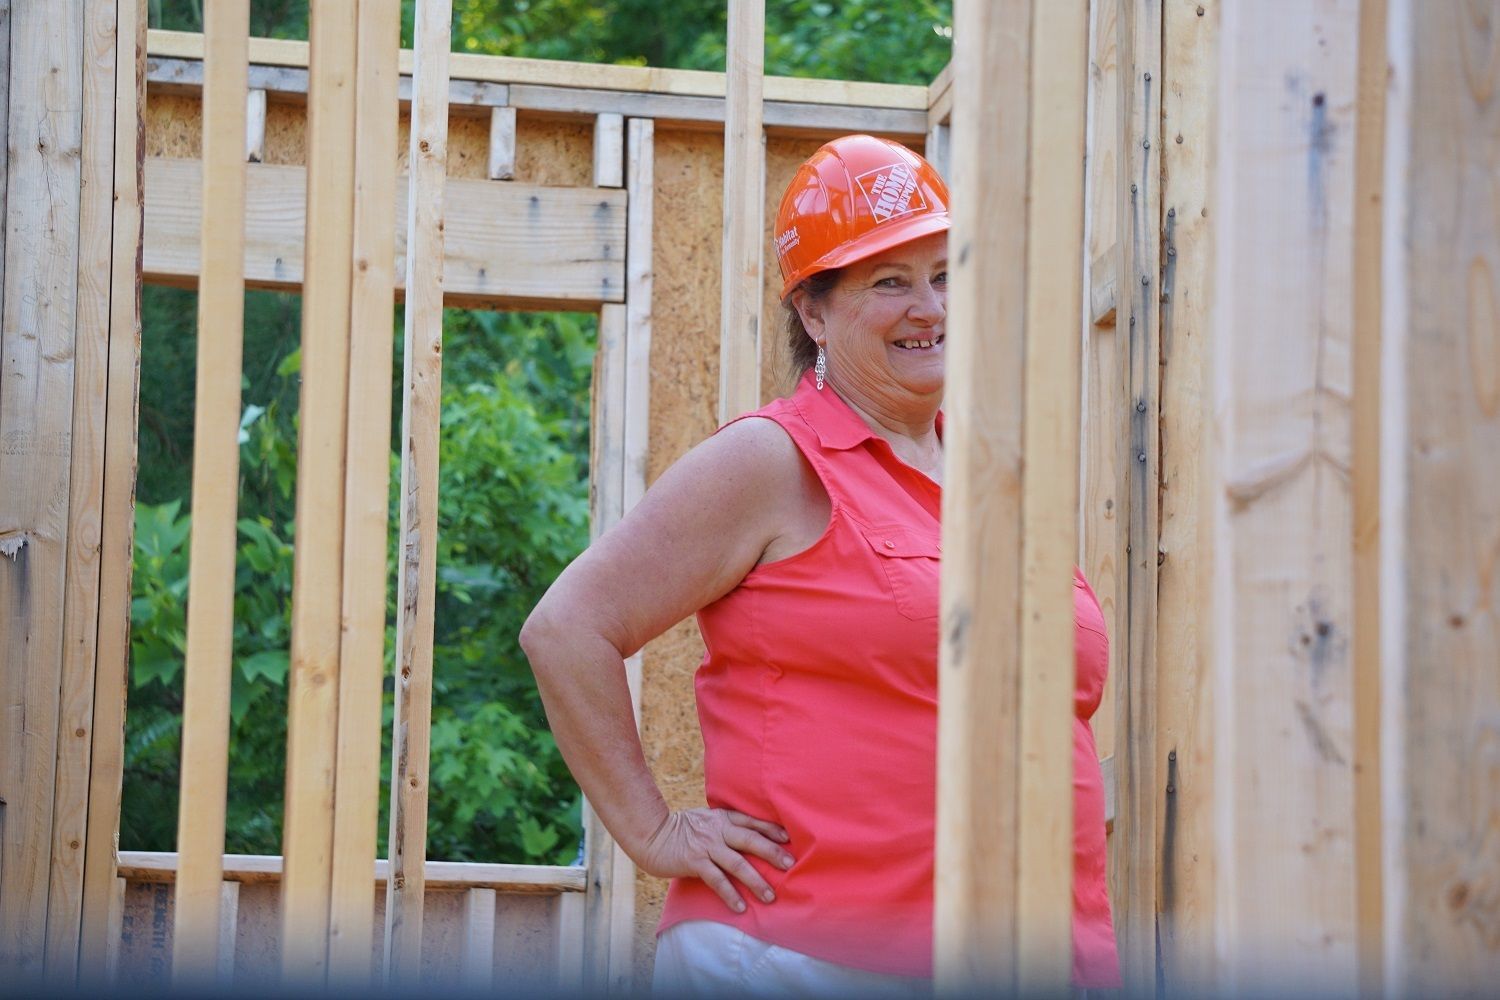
[790,286,826,340]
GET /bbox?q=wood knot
[419,139,430,153]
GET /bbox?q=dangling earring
[815,345,827,391]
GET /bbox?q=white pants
[652,920,931,998]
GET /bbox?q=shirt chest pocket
[863,524,942,621]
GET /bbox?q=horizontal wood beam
[142,157,626,305]
[146,28,927,110]
[147,56,510,110]
[116,853,587,894]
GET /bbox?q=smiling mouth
[893,333,945,350]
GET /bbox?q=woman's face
[795,231,948,403]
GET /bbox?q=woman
[520,135,1119,993]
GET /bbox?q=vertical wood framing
[171,0,249,982]
[281,0,357,983]
[383,0,451,981]
[460,888,497,989]
[487,105,516,181]
[217,880,239,984]
[1351,0,1387,993]
[1210,0,1361,991]
[623,119,654,517]
[1155,0,1217,990]
[1380,0,1500,992]
[0,0,86,976]
[245,88,266,163]
[46,0,120,979]
[1015,0,1089,989]
[327,0,400,982]
[592,112,624,188]
[79,0,146,979]
[1111,0,1162,989]
[717,0,765,423]
[937,0,1030,983]
[1080,0,1121,782]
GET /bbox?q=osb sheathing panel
[633,127,723,982]
[145,90,591,187]
[631,130,836,983]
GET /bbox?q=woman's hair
[783,268,843,379]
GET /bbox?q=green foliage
[152,0,951,85]
[123,289,593,865]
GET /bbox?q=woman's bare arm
[520,416,808,911]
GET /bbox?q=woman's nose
[909,279,946,324]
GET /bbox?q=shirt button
[884,540,895,549]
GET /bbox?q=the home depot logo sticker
[856,162,925,223]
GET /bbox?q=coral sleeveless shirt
[658,373,1120,986]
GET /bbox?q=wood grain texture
[1080,0,1121,776]
[459,888,496,989]
[280,0,357,983]
[1352,0,1387,993]
[327,1,400,982]
[1015,0,1089,989]
[0,0,85,976]
[145,27,928,110]
[1111,0,1162,989]
[78,0,145,979]
[716,0,765,423]
[244,88,266,162]
[592,112,623,188]
[46,0,119,980]
[170,0,248,982]
[383,0,451,982]
[1380,0,1500,992]
[116,852,587,892]
[1210,0,1361,991]
[1155,0,1217,991]
[487,106,516,180]
[141,158,626,306]
[935,0,1030,989]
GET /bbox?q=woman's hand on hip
[639,809,795,913]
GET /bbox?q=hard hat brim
[779,211,951,300]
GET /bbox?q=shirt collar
[789,370,945,451]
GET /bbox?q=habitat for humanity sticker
[856,162,926,223]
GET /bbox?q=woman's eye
[875,277,902,288]
[933,271,948,285]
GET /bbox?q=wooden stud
[1110,1,1163,989]
[1079,0,1122,782]
[1015,0,1089,989]
[45,0,121,980]
[103,877,127,983]
[923,121,950,181]
[217,881,239,985]
[146,27,929,111]
[141,158,628,306]
[936,0,1087,992]
[280,0,357,984]
[1154,0,1218,992]
[937,0,1031,985]
[1351,1,1387,995]
[1379,0,1500,992]
[592,112,624,188]
[623,118,654,516]
[487,105,516,180]
[383,0,451,983]
[460,888,497,989]
[554,890,586,993]
[79,0,146,980]
[170,0,249,983]
[326,1,400,983]
[1209,0,1362,991]
[245,88,266,162]
[716,0,765,424]
[0,0,86,976]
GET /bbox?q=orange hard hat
[772,134,950,300]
